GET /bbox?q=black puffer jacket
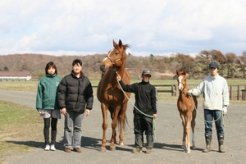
[119,80,157,115]
[57,71,93,113]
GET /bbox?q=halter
[177,75,187,95]
[104,50,122,65]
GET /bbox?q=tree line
[0,50,245,79]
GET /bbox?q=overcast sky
[0,0,245,56]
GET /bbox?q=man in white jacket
[188,61,229,153]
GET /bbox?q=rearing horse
[97,40,130,152]
[176,69,197,153]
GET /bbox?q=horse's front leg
[110,106,120,151]
[101,104,108,152]
[119,102,127,146]
[180,113,186,149]
[110,120,117,151]
[185,112,192,153]
[191,109,197,149]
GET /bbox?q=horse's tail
[117,114,128,131]
[108,106,128,131]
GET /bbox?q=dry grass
[0,101,42,163]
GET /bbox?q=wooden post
[229,85,232,100]
[237,85,240,100]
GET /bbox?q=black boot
[147,134,154,147]
[203,135,211,153]
[146,134,154,154]
[218,140,225,153]
[133,134,143,153]
[218,135,225,153]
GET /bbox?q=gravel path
[0,89,245,164]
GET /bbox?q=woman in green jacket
[36,61,61,151]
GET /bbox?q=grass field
[0,78,245,101]
[0,101,42,163]
[0,78,245,91]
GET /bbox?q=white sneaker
[44,144,50,151]
[50,144,56,151]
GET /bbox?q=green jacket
[36,74,61,110]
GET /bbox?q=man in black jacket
[57,59,93,153]
[116,69,157,154]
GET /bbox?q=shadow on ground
[6,136,133,152]
[154,142,203,152]
[6,137,203,154]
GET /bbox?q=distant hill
[0,53,106,79]
[0,53,178,80]
[1,50,245,79]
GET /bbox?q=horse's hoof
[191,146,196,150]
[119,142,124,146]
[101,147,106,152]
[185,148,191,153]
[110,146,116,151]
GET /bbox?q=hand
[60,107,67,116]
[116,74,121,81]
[84,109,91,117]
[153,114,157,119]
[39,110,45,117]
[222,106,227,115]
[187,89,192,96]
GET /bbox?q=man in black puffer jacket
[57,59,93,153]
[117,69,157,154]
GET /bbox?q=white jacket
[190,74,229,110]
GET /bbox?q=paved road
[0,89,245,164]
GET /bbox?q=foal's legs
[186,112,192,153]
[180,113,186,149]
[191,109,197,149]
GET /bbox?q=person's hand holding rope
[116,73,121,81]
[60,107,67,116]
[222,106,228,115]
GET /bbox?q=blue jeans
[64,111,83,148]
[204,109,224,140]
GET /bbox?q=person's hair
[72,59,82,66]
[45,61,57,74]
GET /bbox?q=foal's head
[100,40,129,73]
[176,70,188,91]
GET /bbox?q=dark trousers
[204,109,224,141]
[134,113,154,149]
[43,117,58,145]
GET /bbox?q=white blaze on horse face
[102,52,113,69]
[103,49,122,69]
[178,76,183,90]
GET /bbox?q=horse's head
[100,40,129,73]
[176,69,188,91]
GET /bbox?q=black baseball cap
[142,69,151,77]
[209,61,219,69]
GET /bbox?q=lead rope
[195,106,223,124]
[115,72,156,139]
[185,91,224,124]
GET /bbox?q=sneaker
[74,147,81,153]
[50,144,56,151]
[64,147,72,153]
[132,147,142,153]
[44,145,50,151]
